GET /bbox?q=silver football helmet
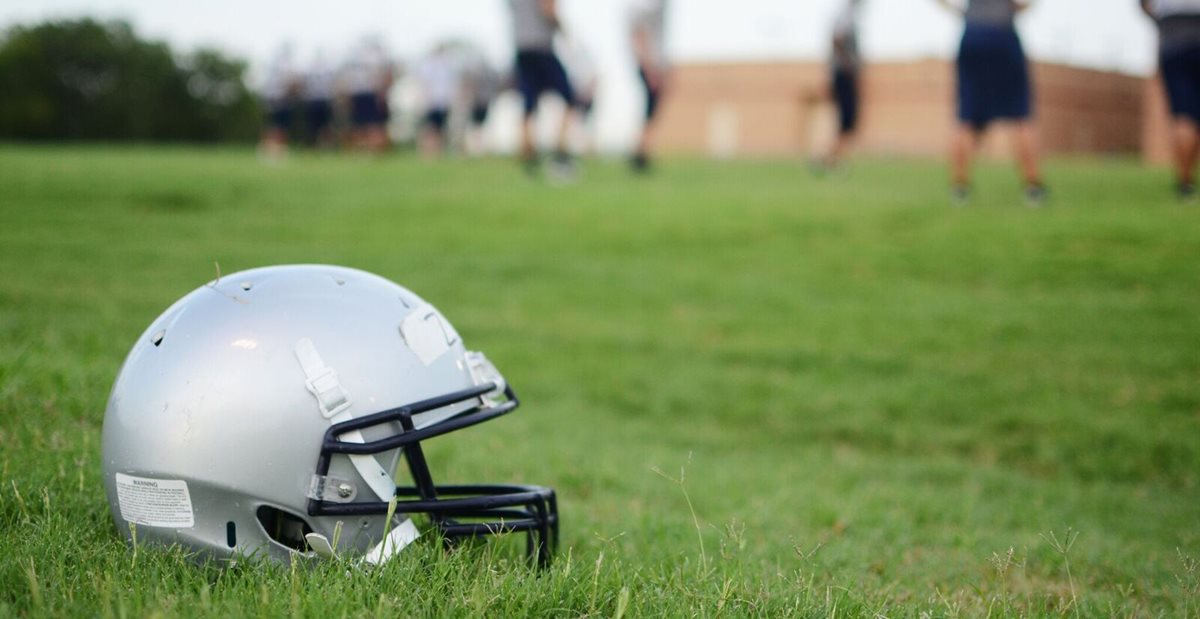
[101,265,557,566]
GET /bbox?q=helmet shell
[102,265,476,562]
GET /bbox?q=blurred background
[0,0,1170,159]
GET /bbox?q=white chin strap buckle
[294,338,398,502]
[295,338,352,418]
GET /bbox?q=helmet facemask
[305,381,558,567]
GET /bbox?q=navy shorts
[1162,44,1200,123]
[575,96,595,118]
[267,104,292,131]
[425,108,449,134]
[350,92,383,126]
[470,103,490,126]
[639,68,662,121]
[832,69,859,135]
[515,50,575,116]
[305,99,333,134]
[956,24,1031,130]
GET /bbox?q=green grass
[0,145,1198,617]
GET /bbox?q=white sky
[0,1,1160,150]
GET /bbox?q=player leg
[1162,45,1200,199]
[999,28,1045,204]
[633,67,663,172]
[546,53,579,181]
[951,124,979,201]
[515,52,542,173]
[952,30,983,203]
[1173,118,1200,198]
[260,102,292,160]
[827,68,859,167]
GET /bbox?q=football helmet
[101,265,557,566]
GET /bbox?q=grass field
[0,146,1198,617]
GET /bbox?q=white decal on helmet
[399,305,459,366]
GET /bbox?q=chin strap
[295,338,397,502]
[362,518,421,565]
[304,518,420,565]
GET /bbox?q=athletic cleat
[951,185,971,207]
[631,152,652,174]
[547,150,578,185]
[1177,182,1196,204]
[1024,183,1048,208]
[521,153,541,178]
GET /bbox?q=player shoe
[1024,183,1048,208]
[547,150,578,185]
[1177,182,1196,204]
[951,185,971,207]
[631,152,652,174]
[521,153,540,178]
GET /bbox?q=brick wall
[655,59,1147,160]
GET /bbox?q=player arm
[1013,1,1033,13]
[1140,0,1154,19]
[935,0,964,15]
[832,17,851,50]
[632,25,653,70]
[832,32,850,58]
[540,0,561,31]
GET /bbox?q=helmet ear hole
[255,506,315,552]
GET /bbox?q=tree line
[0,19,260,142]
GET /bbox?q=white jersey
[629,0,668,69]
[556,37,598,98]
[964,0,1016,26]
[511,0,557,51]
[462,56,501,107]
[416,53,460,110]
[303,56,336,102]
[341,44,392,95]
[1152,0,1200,17]
[831,3,861,72]
[261,52,297,103]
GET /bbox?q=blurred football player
[557,36,599,154]
[341,38,394,153]
[259,45,299,160]
[510,0,578,180]
[416,44,460,157]
[815,0,864,171]
[629,0,669,173]
[302,51,336,149]
[1143,0,1200,201]
[462,54,503,156]
[936,0,1046,206]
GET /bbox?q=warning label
[114,473,195,528]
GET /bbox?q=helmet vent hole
[240,281,253,291]
[226,521,237,548]
[255,506,315,553]
[151,330,166,347]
